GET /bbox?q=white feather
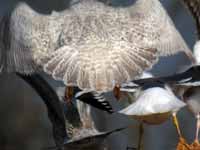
[119,86,186,116]
[194,41,200,64]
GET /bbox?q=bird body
[183,41,200,144]
[120,86,185,116]
[0,0,194,91]
[119,64,200,143]
[119,86,186,124]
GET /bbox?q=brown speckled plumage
[0,0,194,91]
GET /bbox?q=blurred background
[0,0,197,150]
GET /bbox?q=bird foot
[176,137,191,150]
[190,140,200,150]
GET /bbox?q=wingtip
[75,90,114,113]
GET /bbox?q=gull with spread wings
[0,0,195,94]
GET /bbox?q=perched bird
[180,0,200,145]
[174,0,200,141]
[119,73,186,150]
[119,64,200,148]
[87,71,185,149]
[119,86,186,125]
[0,0,194,94]
[179,1,200,148]
[183,86,200,144]
[178,42,200,145]
[119,64,200,122]
[46,101,125,150]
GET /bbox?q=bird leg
[113,85,121,101]
[172,112,183,138]
[172,113,191,150]
[64,86,74,104]
[195,113,200,144]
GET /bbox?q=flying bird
[0,0,195,94]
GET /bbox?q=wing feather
[41,2,161,91]
[0,4,42,74]
[41,0,193,91]
[42,45,157,91]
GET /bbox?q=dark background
[0,0,197,150]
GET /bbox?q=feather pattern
[0,12,35,73]
[0,2,62,74]
[0,0,194,91]
[42,0,194,91]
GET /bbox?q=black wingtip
[75,91,114,114]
